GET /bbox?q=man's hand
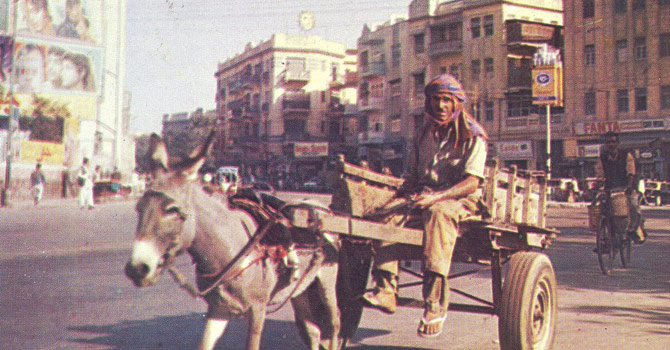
[411,192,441,208]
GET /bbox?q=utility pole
[2,2,18,207]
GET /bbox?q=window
[616,40,628,62]
[432,25,447,42]
[485,101,494,121]
[470,17,481,39]
[632,0,645,10]
[634,37,647,60]
[583,0,595,18]
[585,91,596,115]
[484,57,494,73]
[471,59,481,79]
[635,87,647,111]
[617,89,629,113]
[484,15,494,36]
[413,72,425,94]
[474,101,481,121]
[440,66,447,74]
[614,0,628,13]
[662,0,670,6]
[506,94,537,117]
[660,33,670,57]
[661,85,670,109]
[584,44,596,66]
[414,33,425,54]
[449,64,460,80]
[392,43,401,67]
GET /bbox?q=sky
[125,0,410,134]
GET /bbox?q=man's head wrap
[423,74,488,145]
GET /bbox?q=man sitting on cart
[361,73,488,338]
[594,131,646,243]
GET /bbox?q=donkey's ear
[180,130,215,181]
[147,133,169,177]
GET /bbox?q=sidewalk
[0,195,136,210]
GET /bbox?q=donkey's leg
[317,267,341,350]
[246,305,267,350]
[198,318,229,350]
[291,290,321,350]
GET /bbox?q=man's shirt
[406,123,487,192]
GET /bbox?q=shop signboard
[496,141,532,159]
[20,139,64,164]
[574,121,620,135]
[294,142,328,158]
[578,144,601,158]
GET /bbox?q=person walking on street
[77,157,95,209]
[360,74,488,338]
[30,163,46,206]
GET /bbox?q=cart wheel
[597,218,614,275]
[499,252,557,350]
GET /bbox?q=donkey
[124,132,341,350]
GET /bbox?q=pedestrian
[30,163,46,206]
[77,157,95,209]
[638,176,648,205]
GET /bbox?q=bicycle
[592,188,632,275]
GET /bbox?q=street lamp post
[532,44,563,180]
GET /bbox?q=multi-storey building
[215,34,358,185]
[564,0,670,180]
[0,1,131,201]
[358,0,563,175]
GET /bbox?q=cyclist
[594,131,646,244]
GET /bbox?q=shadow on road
[561,304,670,336]
[67,313,394,350]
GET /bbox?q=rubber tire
[596,218,614,276]
[499,252,557,350]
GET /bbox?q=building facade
[0,0,131,200]
[161,108,217,166]
[215,34,358,187]
[564,0,670,180]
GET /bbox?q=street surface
[1,194,668,349]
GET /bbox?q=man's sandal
[417,313,447,338]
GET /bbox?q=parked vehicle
[301,177,322,192]
[217,166,240,194]
[645,180,670,206]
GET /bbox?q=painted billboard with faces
[11,0,102,45]
[12,39,101,94]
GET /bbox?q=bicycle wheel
[597,218,614,275]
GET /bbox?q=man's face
[429,91,456,122]
[603,136,619,154]
[67,4,84,22]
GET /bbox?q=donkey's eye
[164,206,181,216]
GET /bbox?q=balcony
[506,21,558,48]
[282,93,311,116]
[359,96,383,111]
[227,75,259,94]
[428,40,462,57]
[360,62,386,78]
[283,69,310,88]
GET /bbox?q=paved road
[0,195,668,349]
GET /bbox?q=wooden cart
[288,156,559,350]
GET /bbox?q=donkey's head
[125,131,214,287]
